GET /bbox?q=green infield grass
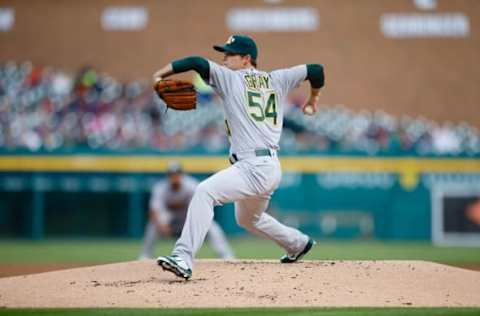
[0,238,479,266]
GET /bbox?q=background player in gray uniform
[139,161,235,260]
[154,35,325,279]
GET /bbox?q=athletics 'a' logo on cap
[226,36,235,45]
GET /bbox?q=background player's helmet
[213,35,258,61]
[167,161,183,175]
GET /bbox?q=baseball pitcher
[154,35,325,279]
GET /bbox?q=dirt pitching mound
[0,260,479,308]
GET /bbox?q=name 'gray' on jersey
[208,61,307,154]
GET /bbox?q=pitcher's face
[223,53,251,70]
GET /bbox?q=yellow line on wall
[0,156,229,173]
[280,157,480,172]
[0,156,479,173]
[279,157,480,189]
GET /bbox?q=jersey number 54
[245,89,278,126]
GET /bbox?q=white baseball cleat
[157,255,192,280]
[280,237,316,263]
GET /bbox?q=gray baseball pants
[172,155,309,269]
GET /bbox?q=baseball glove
[154,79,197,111]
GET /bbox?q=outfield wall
[1,154,479,241]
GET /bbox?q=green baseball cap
[213,35,258,60]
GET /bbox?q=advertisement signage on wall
[227,7,318,32]
[0,8,14,31]
[381,13,469,38]
[101,6,148,31]
[432,184,480,246]
[381,0,470,38]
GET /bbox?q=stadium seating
[0,61,478,156]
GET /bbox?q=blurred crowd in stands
[0,61,479,156]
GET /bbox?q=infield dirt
[0,260,479,308]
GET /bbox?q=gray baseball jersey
[208,61,307,154]
[150,175,198,225]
